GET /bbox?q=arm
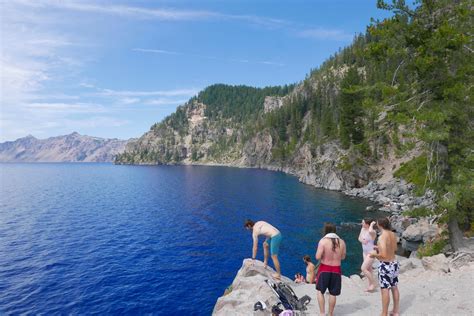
[341,239,347,260]
[315,239,324,261]
[358,228,364,243]
[358,220,364,243]
[252,233,258,259]
[370,235,387,260]
[368,222,377,240]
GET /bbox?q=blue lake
[0,163,381,315]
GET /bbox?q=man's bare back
[316,238,346,266]
[252,221,279,239]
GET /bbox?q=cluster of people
[244,217,400,316]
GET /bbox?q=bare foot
[365,285,376,292]
[263,262,268,269]
[389,311,400,316]
[272,273,281,280]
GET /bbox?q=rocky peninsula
[214,254,474,315]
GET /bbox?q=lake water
[0,163,381,315]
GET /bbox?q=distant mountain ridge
[0,132,129,162]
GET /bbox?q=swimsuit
[378,261,400,289]
[315,263,342,296]
[266,233,282,256]
[361,230,375,255]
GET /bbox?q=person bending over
[244,219,282,279]
[369,217,400,316]
[315,223,346,316]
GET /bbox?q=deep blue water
[0,163,381,315]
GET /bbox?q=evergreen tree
[340,67,365,148]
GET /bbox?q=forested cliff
[116,1,473,243]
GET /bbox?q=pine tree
[340,67,365,148]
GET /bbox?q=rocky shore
[344,178,439,254]
[214,255,474,315]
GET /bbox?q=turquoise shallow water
[0,163,381,315]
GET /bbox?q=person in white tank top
[358,218,377,292]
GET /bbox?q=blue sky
[0,0,393,142]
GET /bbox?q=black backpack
[265,279,311,311]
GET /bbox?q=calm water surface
[0,163,381,315]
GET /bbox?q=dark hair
[323,222,337,235]
[244,219,255,228]
[363,218,374,225]
[323,223,339,251]
[303,255,311,263]
[377,217,391,230]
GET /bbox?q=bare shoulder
[339,238,346,251]
[390,231,398,242]
[320,238,330,246]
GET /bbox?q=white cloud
[0,1,81,106]
[132,48,183,55]
[13,0,219,21]
[95,87,200,97]
[119,97,141,105]
[134,48,285,67]
[146,98,189,106]
[297,28,353,41]
[11,0,287,29]
[259,61,285,67]
[25,102,107,114]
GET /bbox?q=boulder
[449,251,474,270]
[402,218,438,243]
[390,186,402,197]
[399,258,423,274]
[402,239,423,252]
[422,254,450,273]
[213,259,291,315]
[391,216,416,235]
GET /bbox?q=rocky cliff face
[0,132,128,162]
[263,96,284,113]
[116,92,381,191]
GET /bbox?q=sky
[0,0,393,142]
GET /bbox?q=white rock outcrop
[422,254,450,273]
[214,257,474,315]
[263,96,284,113]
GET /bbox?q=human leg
[317,290,326,316]
[381,288,390,316]
[328,295,337,316]
[271,254,281,279]
[263,241,269,268]
[361,255,376,291]
[390,286,400,316]
[270,234,282,278]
